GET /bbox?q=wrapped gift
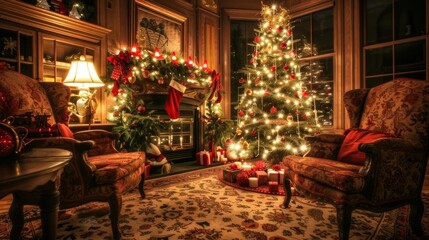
[269,181,279,192]
[249,177,258,188]
[267,169,285,184]
[256,171,268,185]
[144,164,151,179]
[223,169,241,183]
[196,151,213,165]
[216,147,226,161]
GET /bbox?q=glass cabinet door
[0,24,35,78]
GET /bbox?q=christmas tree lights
[226,4,321,161]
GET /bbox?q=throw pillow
[337,129,395,165]
[57,123,74,138]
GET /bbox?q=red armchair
[282,78,429,240]
[0,69,146,239]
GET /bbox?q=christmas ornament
[280,42,286,49]
[271,65,276,71]
[249,111,256,117]
[239,77,245,84]
[283,64,289,70]
[137,105,146,114]
[287,113,294,122]
[0,122,25,159]
[245,89,253,96]
[254,77,260,84]
[238,110,245,117]
[290,73,296,80]
[142,70,151,78]
[276,26,283,33]
[270,106,277,114]
[128,76,136,84]
[287,29,292,35]
[236,128,242,136]
[264,90,270,96]
[243,141,249,149]
[254,36,261,43]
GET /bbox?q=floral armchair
[0,69,146,239]
[282,78,429,240]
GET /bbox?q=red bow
[208,70,223,103]
[107,52,133,96]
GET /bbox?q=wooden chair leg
[336,204,352,240]
[9,194,24,240]
[108,193,122,240]
[410,197,424,237]
[281,177,292,208]
[139,173,146,199]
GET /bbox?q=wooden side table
[0,148,72,240]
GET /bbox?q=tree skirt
[217,170,289,196]
[1,174,428,239]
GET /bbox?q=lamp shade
[63,55,105,88]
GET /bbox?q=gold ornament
[243,141,249,149]
[236,128,242,135]
[245,89,253,96]
[287,113,293,122]
[128,76,136,84]
[142,70,150,78]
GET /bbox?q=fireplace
[137,81,208,163]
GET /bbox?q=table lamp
[63,55,104,129]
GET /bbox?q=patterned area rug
[0,166,428,240]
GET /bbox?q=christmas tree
[227,4,320,162]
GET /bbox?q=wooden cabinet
[0,0,111,125]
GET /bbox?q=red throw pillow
[57,123,74,138]
[337,129,395,165]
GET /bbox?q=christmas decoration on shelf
[35,0,50,10]
[227,3,321,162]
[69,3,81,19]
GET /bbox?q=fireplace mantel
[133,80,210,107]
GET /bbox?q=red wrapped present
[269,181,279,192]
[144,164,150,179]
[267,169,285,184]
[196,150,213,165]
[256,171,268,185]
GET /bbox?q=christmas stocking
[165,79,186,119]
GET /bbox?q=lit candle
[249,177,258,188]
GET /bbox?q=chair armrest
[304,134,345,159]
[74,129,119,156]
[24,137,97,190]
[358,138,428,203]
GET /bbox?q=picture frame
[133,1,187,55]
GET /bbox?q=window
[362,0,426,87]
[293,8,334,126]
[229,20,258,120]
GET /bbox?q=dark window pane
[365,46,393,76]
[313,9,334,54]
[0,29,18,59]
[395,0,426,39]
[365,75,393,88]
[230,20,258,120]
[313,57,333,81]
[293,15,311,57]
[364,0,393,45]
[395,71,426,80]
[395,40,425,73]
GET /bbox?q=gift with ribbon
[223,163,241,182]
[268,181,279,192]
[196,150,213,166]
[256,171,268,185]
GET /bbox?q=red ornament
[249,111,256,117]
[255,77,260,84]
[270,106,277,114]
[250,130,257,136]
[264,90,270,96]
[253,51,259,57]
[142,70,150,78]
[239,77,245,84]
[226,138,232,145]
[254,36,261,43]
[280,42,287,49]
[238,110,245,117]
[287,29,292,35]
[301,113,308,120]
[276,26,283,33]
[290,73,296,80]
[0,123,21,159]
[137,105,146,114]
[283,65,289,71]
[271,65,277,71]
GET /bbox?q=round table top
[0,148,72,197]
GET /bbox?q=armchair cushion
[89,152,145,185]
[284,156,365,193]
[337,129,395,165]
[0,70,54,125]
[57,123,74,138]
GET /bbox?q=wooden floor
[1,161,429,214]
